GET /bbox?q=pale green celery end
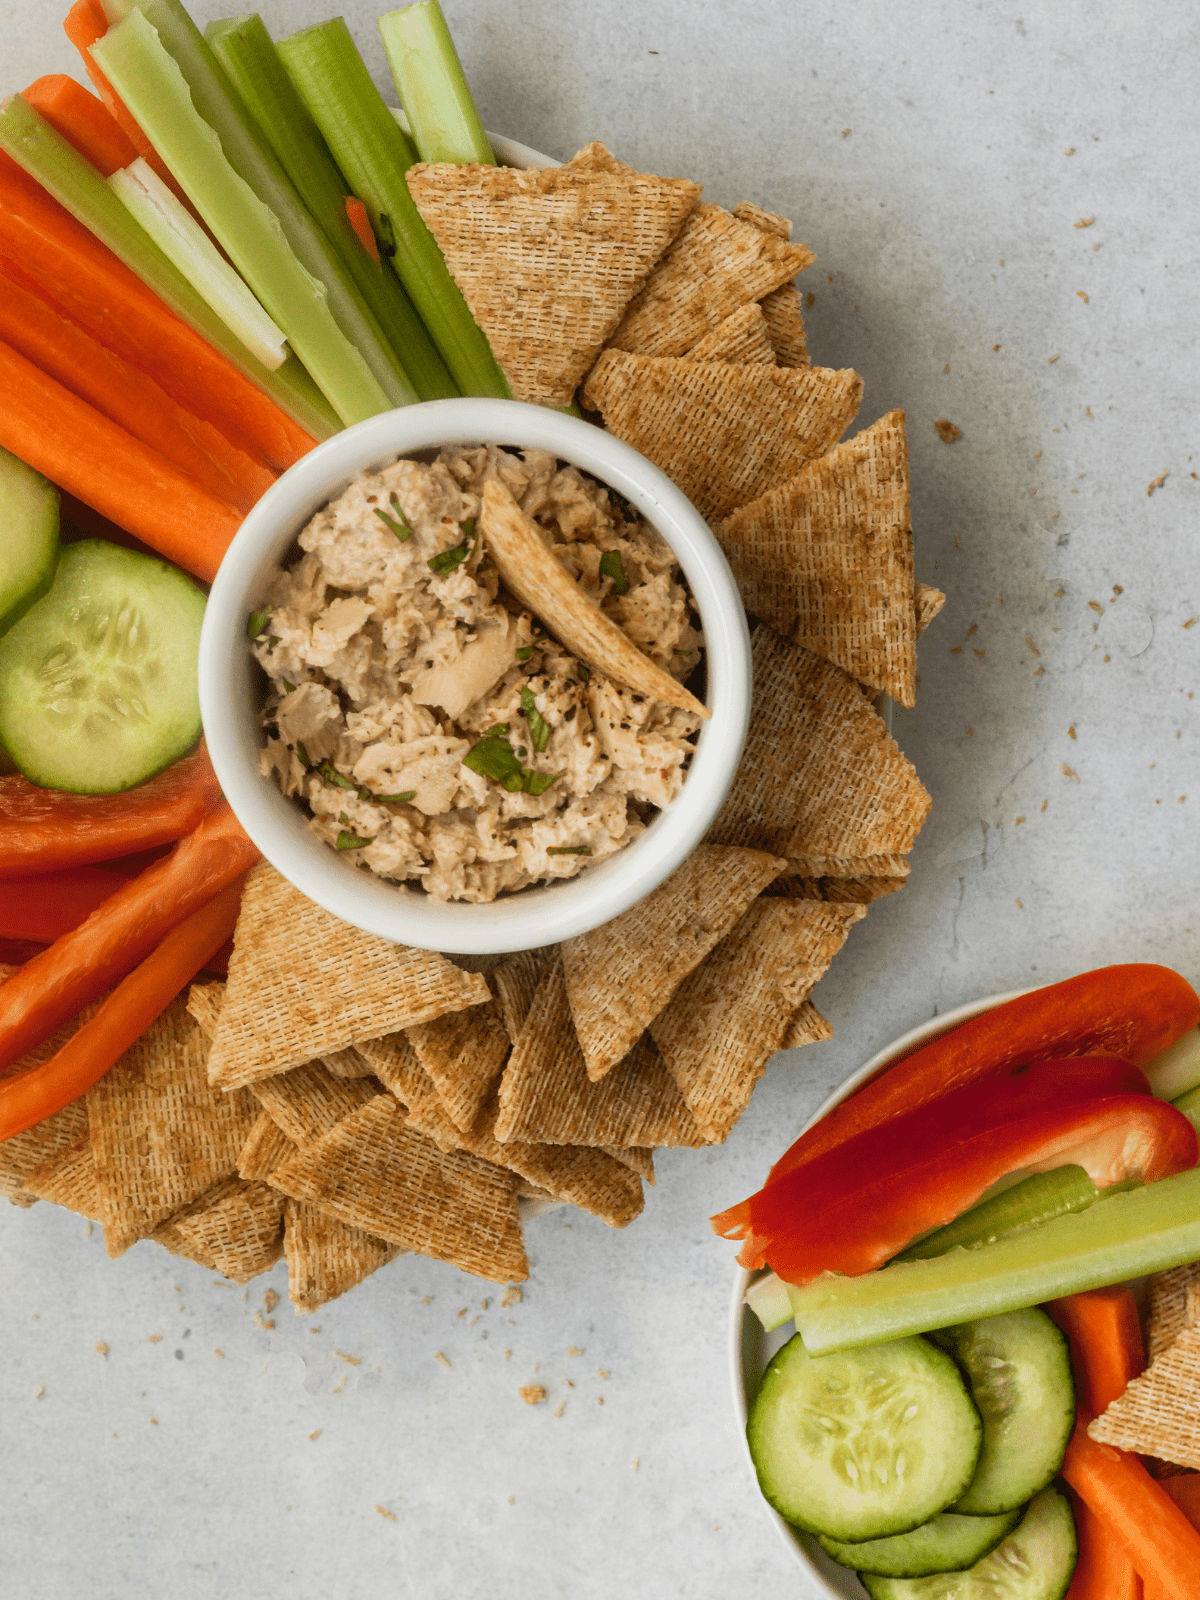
[745,1273,794,1333]
[378,2,496,166]
[206,13,456,402]
[93,8,402,424]
[278,19,510,399]
[0,92,338,440]
[1172,1084,1200,1136]
[787,1166,1200,1355]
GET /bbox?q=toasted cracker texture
[284,1199,398,1313]
[492,949,548,1045]
[24,1134,105,1220]
[730,200,792,240]
[0,984,104,1205]
[758,283,810,368]
[355,1031,438,1105]
[406,1000,511,1131]
[687,301,776,365]
[154,1176,285,1284]
[915,583,947,638]
[780,998,835,1052]
[238,1111,297,1181]
[1090,1323,1200,1469]
[1149,1262,1200,1362]
[250,1059,380,1146]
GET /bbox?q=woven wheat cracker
[269,1095,528,1283]
[406,1000,512,1131]
[651,901,865,1140]
[238,1111,297,1180]
[355,1031,438,1105]
[405,1091,644,1228]
[778,873,909,905]
[284,1199,398,1313]
[495,953,707,1147]
[562,844,787,1080]
[759,284,810,368]
[714,411,917,704]
[687,302,775,365]
[88,996,258,1257]
[186,979,224,1040]
[321,1048,374,1080]
[607,202,813,357]
[581,353,862,520]
[786,852,911,879]
[1149,1262,1200,1361]
[492,949,549,1045]
[1090,1324,1200,1469]
[154,1176,285,1284]
[0,977,102,1205]
[730,201,792,240]
[604,1146,656,1183]
[780,998,835,1052]
[915,583,947,638]
[206,863,488,1089]
[406,145,699,407]
[23,1134,105,1220]
[708,626,931,860]
[250,1059,380,1147]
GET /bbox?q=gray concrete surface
[2,0,1198,1594]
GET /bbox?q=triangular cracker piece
[206,864,489,1089]
[786,853,910,879]
[603,1146,656,1184]
[269,1096,528,1284]
[714,411,917,704]
[495,954,707,1147]
[87,996,258,1257]
[406,1000,511,1132]
[1149,1263,1200,1362]
[915,582,946,638]
[687,302,776,364]
[23,1134,105,1220]
[186,979,224,1040]
[356,1031,438,1106]
[607,202,813,357]
[1090,1324,1200,1469]
[730,201,792,240]
[708,626,931,859]
[562,843,788,1080]
[581,353,862,520]
[759,284,810,368]
[284,1199,398,1313]
[492,948,549,1045]
[238,1111,297,1180]
[651,901,864,1140]
[780,997,835,1052]
[783,874,906,905]
[153,1176,285,1284]
[0,975,102,1205]
[250,1060,380,1147]
[321,1047,374,1079]
[406,145,700,406]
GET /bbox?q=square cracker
[284,1199,398,1313]
[154,1176,285,1284]
[758,284,810,368]
[269,1095,528,1284]
[708,625,931,860]
[495,953,707,1148]
[686,302,776,365]
[562,844,788,1080]
[250,1060,380,1147]
[405,1000,511,1132]
[238,1111,297,1181]
[206,863,489,1090]
[607,202,814,357]
[714,410,917,705]
[1089,1323,1200,1469]
[915,583,946,638]
[406,143,699,407]
[650,901,865,1140]
[355,1031,438,1105]
[87,997,258,1257]
[780,997,835,1052]
[581,353,862,521]
[23,1134,106,1221]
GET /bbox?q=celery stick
[787,1166,1200,1356]
[892,1166,1102,1263]
[744,1272,794,1333]
[1146,1027,1200,1099]
[278,19,511,399]
[378,1,495,166]
[0,93,338,440]
[110,157,287,370]
[94,2,415,421]
[205,14,455,402]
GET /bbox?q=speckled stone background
[3,2,1197,1594]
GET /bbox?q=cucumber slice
[0,539,205,793]
[894,1167,1101,1263]
[860,1486,1077,1599]
[746,1332,982,1542]
[931,1309,1074,1515]
[0,445,59,637]
[817,1506,1021,1577]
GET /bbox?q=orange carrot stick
[0,336,242,579]
[0,877,245,1142]
[1064,1423,1200,1600]
[21,74,135,177]
[345,195,380,264]
[1163,1477,1200,1532]
[1067,1494,1143,1600]
[1049,1287,1147,1415]
[0,151,315,471]
[0,267,274,514]
[0,801,258,1073]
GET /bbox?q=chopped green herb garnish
[296,742,312,768]
[523,768,564,797]
[282,679,297,693]
[374,491,411,540]
[675,647,692,656]
[578,663,591,684]
[547,845,592,856]
[462,725,562,795]
[599,550,628,594]
[609,488,634,518]
[338,810,349,823]
[247,606,271,639]
[428,518,475,577]
[267,635,281,647]
[376,790,417,804]
[520,686,551,752]
[336,829,373,850]
[515,646,534,661]
[317,760,356,790]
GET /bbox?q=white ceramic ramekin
[727,989,1028,1598]
[199,398,751,954]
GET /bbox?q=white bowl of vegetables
[727,966,1200,1597]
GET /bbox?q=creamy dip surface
[252,445,704,902]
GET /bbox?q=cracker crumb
[974,649,985,659]
[950,646,963,655]
[992,344,1001,352]
[253,1312,274,1330]
[1076,290,1089,303]
[148,1335,162,1343]
[597,1369,610,1380]
[335,1351,361,1365]
[375,1505,398,1522]
[421,1296,433,1306]
[598,1396,605,1406]
[1047,353,1060,363]
[435,1352,451,1368]
[632,1457,640,1471]
[309,1430,322,1441]
[934,418,962,443]
[508,1495,515,1504]
[1034,667,1045,676]
[262,1290,279,1314]
[30,1313,37,1321]
[1113,585,1124,595]
[1025,636,1040,656]
[806,292,816,309]
[94,1342,108,1359]
[840,127,851,138]
[1184,619,1197,630]
[310,1326,321,1333]
[566,1346,584,1357]
[1181,797,1187,804]
[150,1418,158,1426]
[34,1386,44,1399]
[564,1379,575,1389]
[1062,764,1080,782]
[1015,817,1025,826]
[966,727,974,737]
[214,1348,224,1357]
[1068,724,1077,739]
[1074,217,1095,228]
[1148,469,1171,497]
[520,1384,547,1405]
[1087,599,1104,613]
[1015,899,1024,909]
[502,1287,522,1307]
[504,1349,512,1361]
[1065,147,1075,155]
[554,1401,566,1417]
[456,1307,468,1318]
[480,1299,490,1311]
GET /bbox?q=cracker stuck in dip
[251,445,704,903]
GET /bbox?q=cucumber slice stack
[748,1308,1078,1597]
[0,445,59,637]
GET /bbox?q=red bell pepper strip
[0,800,258,1072]
[714,1057,1198,1281]
[0,865,138,943]
[0,746,222,881]
[763,965,1199,1189]
[0,877,245,1142]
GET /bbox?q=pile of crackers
[1090,1263,1200,1475]
[0,140,943,1310]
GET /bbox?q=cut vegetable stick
[1066,1494,1143,1600]
[0,877,245,1143]
[1064,1422,1200,1600]
[0,866,139,943]
[0,746,221,880]
[0,266,274,514]
[378,0,495,166]
[0,800,259,1073]
[1163,1476,1200,1531]
[0,128,326,463]
[0,337,241,579]
[21,74,134,176]
[1049,1287,1147,1416]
